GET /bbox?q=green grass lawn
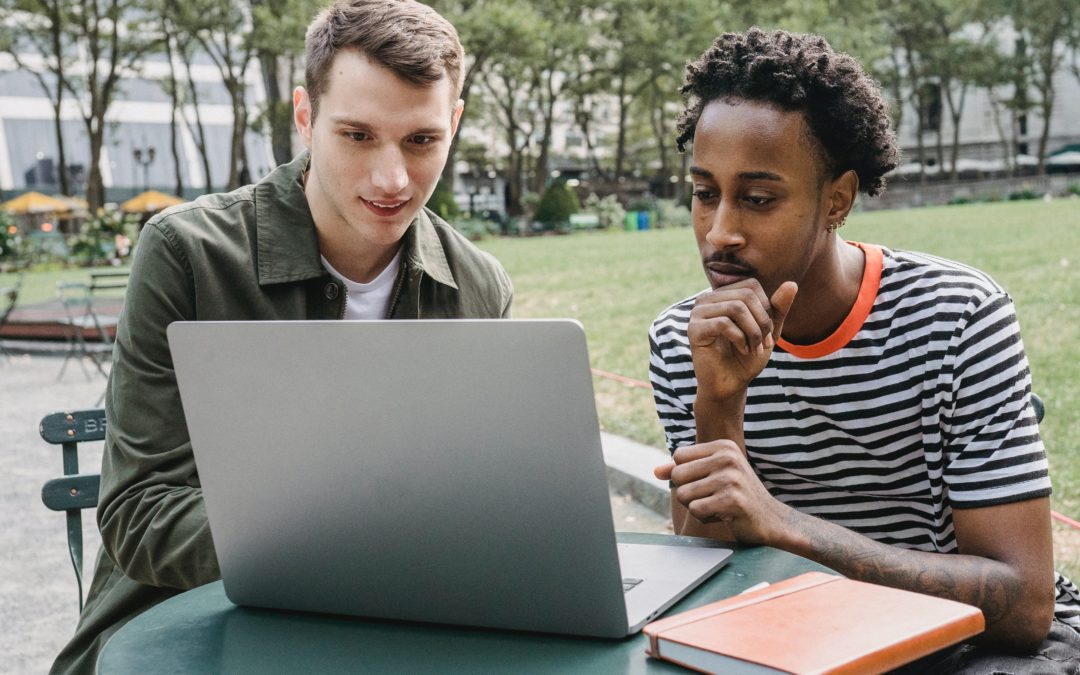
[1,265,131,305]
[479,199,1080,530]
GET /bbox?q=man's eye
[411,135,437,145]
[345,131,368,142]
[744,195,773,207]
[692,189,717,201]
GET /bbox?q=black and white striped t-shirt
[649,242,1079,630]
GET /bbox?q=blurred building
[0,48,275,204]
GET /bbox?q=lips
[705,262,754,288]
[361,197,409,217]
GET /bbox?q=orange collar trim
[777,242,883,359]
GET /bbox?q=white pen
[740,582,770,594]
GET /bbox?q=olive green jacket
[51,152,513,674]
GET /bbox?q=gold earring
[827,217,846,233]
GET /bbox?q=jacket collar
[254,150,457,290]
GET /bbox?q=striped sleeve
[649,297,698,453]
[941,291,1051,508]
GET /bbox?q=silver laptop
[168,319,731,638]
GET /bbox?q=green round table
[98,534,833,674]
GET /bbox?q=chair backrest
[89,269,129,298]
[56,280,92,313]
[0,272,23,323]
[40,409,105,613]
[1032,393,1045,424]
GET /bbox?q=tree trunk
[258,51,291,166]
[48,0,70,195]
[987,93,1012,176]
[946,85,968,182]
[228,91,247,188]
[649,86,670,198]
[1036,95,1052,176]
[532,83,555,195]
[85,117,106,212]
[900,36,927,184]
[181,52,213,192]
[51,100,70,195]
[575,99,611,182]
[614,76,628,187]
[164,33,184,196]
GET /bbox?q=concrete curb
[600,432,670,516]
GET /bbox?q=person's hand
[654,440,793,545]
[689,279,798,401]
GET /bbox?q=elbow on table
[984,587,1055,653]
[96,496,143,579]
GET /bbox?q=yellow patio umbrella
[52,194,89,214]
[120,189,185,213]
[1,190,71,214]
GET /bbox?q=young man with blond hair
[51,2,511,671]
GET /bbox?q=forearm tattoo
[795,511,1022,626]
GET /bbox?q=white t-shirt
[321,249,402,320]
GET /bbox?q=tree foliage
[3,0,1078,205]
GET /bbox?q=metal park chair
[40,408,105,613]
[56,274,124,382]
[0,272,23,360]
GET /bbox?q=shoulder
[878,246,1007,303]
[651,292,702,340]
[141,185,257,247]
[425,208,511,288]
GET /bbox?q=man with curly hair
[649,28,1079,671]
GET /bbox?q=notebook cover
[643,571,985,675]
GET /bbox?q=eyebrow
[689,166,785,182]
[330,116,446,135]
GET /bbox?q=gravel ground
[2,353,106,675]
[0,351,669,674]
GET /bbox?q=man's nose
[705,200,745,250]
[370,146,409,195]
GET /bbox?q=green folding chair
[1032,393,1045,424]
[40,409,105,613]
[0,272,23,360]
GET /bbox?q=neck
[321,237,400,284]
[781,237,865,345]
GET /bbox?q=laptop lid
[168,319,726,638]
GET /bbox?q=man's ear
[294,86,314,149]
[449,99,464,138]
[826,169,859,223]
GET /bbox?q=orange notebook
[643,571,984,675]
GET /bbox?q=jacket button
[324,282,339,300]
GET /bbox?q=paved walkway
[0,351,669,674]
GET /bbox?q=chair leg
[57,323,96,381]
[66,510,85,613]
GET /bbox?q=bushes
[582,193,625,230]
[0,211,16,260]
[654,199,691,228]
[534,180,580,230]
[68,209,138,266]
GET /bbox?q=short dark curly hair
[677,28,899,197]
